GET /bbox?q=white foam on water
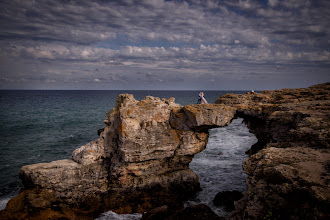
[95,211,142,220]
[0,197,11,211]
[185,118,258,217]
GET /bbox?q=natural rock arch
[100,94,238,213]
[1,94,237,219]
[1,83,329,220]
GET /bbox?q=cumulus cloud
[0,0,329,90]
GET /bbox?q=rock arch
[1,83,329,220]
[1,94,237,219]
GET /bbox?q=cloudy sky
[0,0,329,90]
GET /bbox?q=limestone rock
[216,83,330,150]
[101,94,210,213]
[3,136,110,219]
[2,83,329,220]
[0,94,236,219]
[72,138,106,165]
[217,83,330,220]
[182,104,236,130]
[230,147,330,220]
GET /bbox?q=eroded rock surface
[2,136,108,220]
[1,83,329,220]
[215,83,330,219]
[216,83,329,150]
[0,94,236,219]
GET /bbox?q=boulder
[213,190,243,211]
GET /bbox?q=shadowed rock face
[216,83,330,150]
[216,83,330,220]
[0,94,236,219]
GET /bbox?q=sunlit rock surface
[0,94,236,219]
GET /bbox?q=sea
[0,90,257,219]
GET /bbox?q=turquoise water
[1,90,246,208]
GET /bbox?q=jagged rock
[101,94,217,213]
[215,83,330,220]
[72,138,106,165]
[141,205,173,220]
[1,83,329,220]
[213,190,243,211]
[0,94,236,219]
[230,147,330,220]
[216,82,330,150]
[2,136,109,220]
[97,128,104,136]
[182,104,236,130]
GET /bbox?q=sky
[0,0,329,90]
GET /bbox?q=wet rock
[213,190,243,211]
[142,204,224,220]
[141,205,175,220]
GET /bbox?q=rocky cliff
[215,83,330,219]
[1,83,329,220]
[0,94,236,219]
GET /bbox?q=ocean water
[185,118,257,217]
[0,90,256,219]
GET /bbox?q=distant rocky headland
[1,83,329,220]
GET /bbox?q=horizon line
[0,89,257,92]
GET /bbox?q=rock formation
[1,83,329,220]
[141,204,224,220]
[213,191,243,211]
[0,94,236,219]
[215,83,330,219]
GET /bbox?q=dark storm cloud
[0,0,329,90]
